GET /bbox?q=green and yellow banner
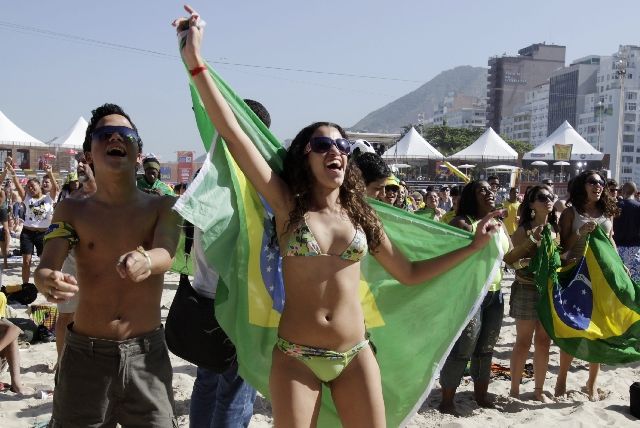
[174,62,501,427]
[533,226,640,364]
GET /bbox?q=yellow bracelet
[136,246,152,271]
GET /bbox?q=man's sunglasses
[586,178,605,187]
[92,126,140,144]
[534,193,554,203]
[385,185,399,193]
[305,137,351,155]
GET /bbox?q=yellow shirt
[503,200,520,236]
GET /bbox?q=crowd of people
[0,6,638,427]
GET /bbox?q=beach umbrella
[531,161,548,166]
[553,161,570,178]
[458,164,475,169]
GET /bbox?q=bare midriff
[72,272,163,340]
[278,255,365,352]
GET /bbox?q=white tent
[449,127,518,161]
[485,165,521,172]
[382,127,444,159]
[0,110,46,147]
[523,121,604,161]
[49,117,88,149]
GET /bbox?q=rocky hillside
[351,66,487,133]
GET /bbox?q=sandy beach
[0,263,638,427]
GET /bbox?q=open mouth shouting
[325,157,344,174]
[106,143,128,157]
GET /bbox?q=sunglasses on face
[305,137,351,155]
[91,126,140,145]
[385,186,399,193]
[534,193,554,203]
[586,178,605,187]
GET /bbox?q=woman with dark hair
[438,180,510,414]
[5,160,58,284]
[504,184,558,402]
[175,7,500,426]
[554,170,619,400]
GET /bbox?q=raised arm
[44,164,60,200]
[5,159,25,201]
[173,6,292,218]
[373,211,502,286]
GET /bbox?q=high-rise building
[547,56,600,134]
[486,43,566,133]
[575,45,640,183]
[502,83,549,146]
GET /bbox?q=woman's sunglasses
[92,126,141,145]
[586,178,605,187]
[385,185,399,193]
[305,137,351,155]
[534,193,554,203]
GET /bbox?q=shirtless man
[35,103,180,427]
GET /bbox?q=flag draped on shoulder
[174,62,502,427]
[533,226,640,364]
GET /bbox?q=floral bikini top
[283,217,368,262]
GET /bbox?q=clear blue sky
[1,1,639,161]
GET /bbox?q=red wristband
[189,65,207,76]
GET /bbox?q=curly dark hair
[353,152,391,185]
[83,103,142,154]
[282,122,384,251]
[456,180,485,219]
[568,170,619,217]
[519,185,558,229]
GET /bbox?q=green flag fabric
[174,63,502,427]
[533,226,640,364]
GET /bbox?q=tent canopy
[0,110,46,147]
[49,117,88,149]
[382,127,444,160]
[485,165,521,171]
[523,121,603,161]
[449,127,518,160]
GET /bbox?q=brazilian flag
[173,61,502,427]
[534,226,640,364]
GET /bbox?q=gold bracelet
[512,260,523,270]
[136,246,152,271]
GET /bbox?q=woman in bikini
[174,6,500,426]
